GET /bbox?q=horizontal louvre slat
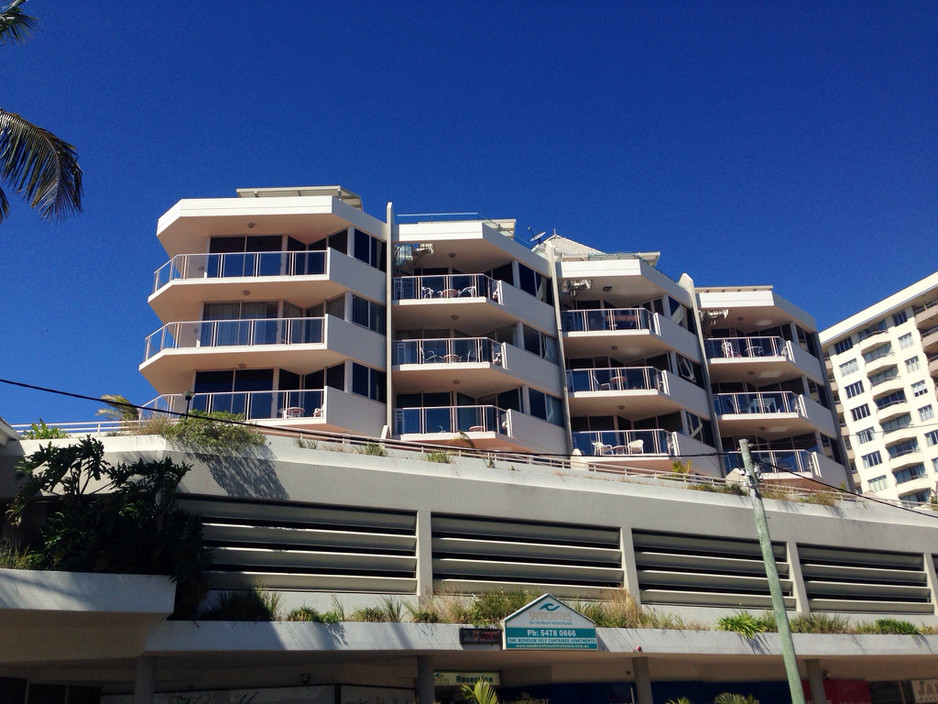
[434,578,615,600]
[799,545,923,570]
[640,589,796,610]
[204,524,416,552]
[433,516,618,547]
[633,531,786,561]
[638,570,791,594]
[800,562,927,585]
[635,551,789,578]
[802,580,931,601]
[433,558,623,585]
[432,537,621,565]
[808,598,935,615]
[212,547,416,573]
[208,572,417,594]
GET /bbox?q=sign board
[434,672,501,687]
[503,594,597,650]
[913,680,938,704]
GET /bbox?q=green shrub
[424,449,452,464]
[286,607,341,623]
[468,589,533,626]
[161,411,265,449]
[717,611,770,638]
[201,586,280,621]
[0,541,43,569]
[856,618,922,635]
[353,606,388,622]
[294,437,317,450]
[713,694,759,704]
[20,420,68,439]
[789,612,851,634]
[358,442,387,457]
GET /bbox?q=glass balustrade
[393,338,503,365]
[144,317,324,360]
[705,336,789,359]
[566,366,663,393]
[571,429,673,456]
[146,389,325,421]
[721,449,818,476]
[153,251,327,293]
[394,405,507,435]
[560,308,651,333]
[393,274,500,301]
[713,391,801,415]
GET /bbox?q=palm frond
[0,0,38,44]
[97,394,140,423]
[0,109,83,222]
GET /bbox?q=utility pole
[739,439,805,704]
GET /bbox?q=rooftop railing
[566,366,664,393]
[395,404,508,436]
[393,337,504,366]
[705,336,791,360]
[560,307,653,334]
[721,449,819,477]
[572,429,674,457]
[713,391,802,416]
[152,250,327,294]
[143,317,325,360]
[393,273,501,302]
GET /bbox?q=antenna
[527,226,547,243]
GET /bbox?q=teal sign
[503,594,597,650]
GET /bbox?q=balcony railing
[560,308,652,334]
[394,337,504,365]
[713,391,802,416]
[395,405,508,436]
[572,429,673,456]
[393,274,500,302]
[722,449,819,476]
[705,336,791,360]
[153,251,327,293]
[146,390,325,420]
[144,317,325,360]
[566,366,664,393]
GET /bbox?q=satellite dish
[527,226,547,243]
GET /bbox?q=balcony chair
[458,285,477,297]
[312,407,323,418]
[721,340,739,358]
[592,441,612,456]
[421,286,435,299]
[627,439,645,454]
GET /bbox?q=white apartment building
[139,185,849,488]
[821,272,938,503]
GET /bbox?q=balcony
[146,386,386,437]
[393,274,555,333]
[713,391,836,439]
[928,352,938,381]
[394,405,567,454]
[921,326,938,355]
[562,308,700,360]
[721,449,820,478]
[572,429,673,459]
[857,329,890,353]
[566,367,710,419]
[140,315,383,391]
[148,249,384,322]
[875,394,910,423]
[914,301,938,330]
[706,336,824,384]
[863,348,896,375]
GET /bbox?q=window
[834,338,854,355]
[850,404,870,421]
[838,359,859,376]
[893,310,908,326]
[350,295,386,334]
[899,489,931,503]
[925,430,938,447]
[352,229,387,271]
[856,427,876,444]
[919,405,935,422]
[861,451,882,468]
[875,391,906,410]
[894,464,926,485]
[522,325,558,362]
[862,344,892,364]
[906,356,921,373]
[887,439,918,458]
[899,332,914,349]
[867,475,888,492]
[881,414,911,434]
[528,388,563,426]
[858,320,887,340]
[844,381,864,398]
[912,380,928,397]
[351,363,386,402]
[868,368,898,387]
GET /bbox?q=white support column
[805,659,825,704]
[787,540,810,615]
[621,527,642,608]
[416,655,435,704]
[632,657,654,704]
[134,656,156,704]
[415,509,433,605]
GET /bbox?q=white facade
[139,186,849,487]
[821,272,938,502]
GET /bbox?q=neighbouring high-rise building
[821,272,938,502]
[140,185,849,487]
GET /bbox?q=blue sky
[1,1,935,424]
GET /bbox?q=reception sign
[503,594,597,650]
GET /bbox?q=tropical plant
[461,680,499,704]
[161,410,265,449]
[717,611,770,638]
[468,589,533,626]
[200,586,280,621]
[96,394,140,423]
[424,449,451,464]
[286,606,342,623]
[19,419,67,439]
[0,1,82,224]
[713,694,758,704]
[789,612,851,634]
[7,437,211,615]
[855,618,922,635]
[665,698,694,704]
[358,442,387,457]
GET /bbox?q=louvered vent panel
[178,497,417,593]
[432,515,623,594]
[633,530,794,610]
[799,544,932,614]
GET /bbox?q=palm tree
[461,681,499,704]
[96,394,141,424]
[0,0,82,223]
